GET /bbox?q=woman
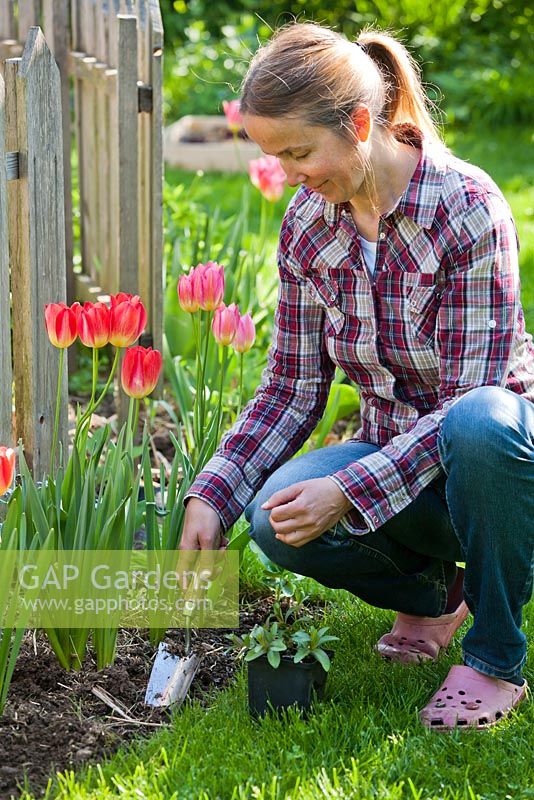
[181,22,533,730]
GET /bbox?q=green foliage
[227,541,338,670]
[161,1,533,125]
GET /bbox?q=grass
[24,552,534,800]
[23,124,534,799]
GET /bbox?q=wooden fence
[0,1,163,478]
[0,28,68,478]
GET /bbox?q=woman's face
[242,114,366,204]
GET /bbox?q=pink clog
[375,601,470,664]
[420,664,529,730]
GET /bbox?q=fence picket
[43,0,74,311]
[6,29,68,479]
[147,0,163,376]
[0,72,13,444]
[117,14,138,294]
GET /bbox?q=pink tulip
[177,272,200,313]
[44,303,78,349]
[232,312,256,353]
[212,303,240,346]
[0,446,16,496]
[77,302,111,348]
[191,261,225,311]
[121,346,162,399]
[109,293,147,347]
[248,155,286,202]
[222,99,242,134]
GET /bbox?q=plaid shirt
[185,126,534,535]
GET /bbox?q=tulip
[232,312,256,353]
[109,293,147,347]
[191,262,225,311]
[222,99,242,134]
[44,303,77,348]
[178,272,200,313]
[248,155,286,202]
[212,303,240,346]
[0,446,15,496]
[77,302,111,348]
[121,346,162,399]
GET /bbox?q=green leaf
[267,650,281,669]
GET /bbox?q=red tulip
[121,346,162,399]
[77,302,111,348]
[212,303,240,346]
[0,446,16,496]
[109,293,147,347]
[178,273,200,313]
[232,312,256,353]
[222,99,242,134]
[44,303,77,348]
[191,262,225,311]
[249,155,286,202]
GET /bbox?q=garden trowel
[145,614,200,708]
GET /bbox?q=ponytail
[357,29,442,145]
[240,22,444,147]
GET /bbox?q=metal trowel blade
[145,642,200,708]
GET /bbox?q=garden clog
[419,664,529,730]
[375,600,470,664]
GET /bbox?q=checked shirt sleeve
[328,191,522,534]
[184,212,337,532]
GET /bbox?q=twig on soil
[92,686,163,727]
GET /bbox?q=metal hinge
[6,151,19,180]
[137,82,153,113]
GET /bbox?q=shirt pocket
[304,275,345,335]
[408,279,441,347]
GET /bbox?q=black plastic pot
[247,652,332,718]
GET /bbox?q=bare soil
[0,597,276,799]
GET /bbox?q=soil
[0,393,353,798]
[0,595,291,800]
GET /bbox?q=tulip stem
[192,313,202,457]
[90,348,99,408]
[77,347,120,433]
[49,347,64,475]
[237,353,244,418]
[198,310,212,444]
[133,399,140,438]
[216,345,226,443]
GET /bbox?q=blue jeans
[245,386,534,681]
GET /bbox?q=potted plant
[227,549,338,717]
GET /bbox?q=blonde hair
[240,22,443,146]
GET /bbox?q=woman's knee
[439,386,529,467]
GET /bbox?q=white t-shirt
[360,236,378,274]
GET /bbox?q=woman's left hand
[260,477,354,548]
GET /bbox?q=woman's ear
[351,106,371,142]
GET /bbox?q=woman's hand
[261,477,354,548]
[179,498,229,550]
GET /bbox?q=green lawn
[23,125,534,800]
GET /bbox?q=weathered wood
[0,72,13,444]
[43,0,74,309]
[148,0,163,386]
[106,1,121,294]
[117,14,138,294]
[6,30,68,479]
[0,1,16,40]
[17,0,41,42]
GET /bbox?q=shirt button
[379,232,386,240]
[488,319,497,329]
